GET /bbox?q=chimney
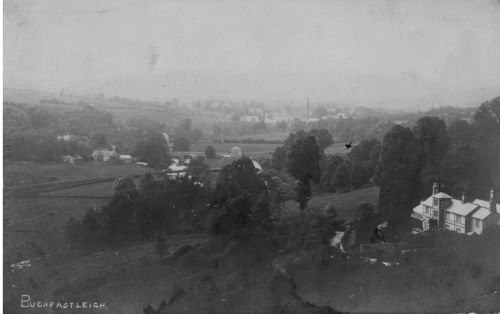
[490,188,495,213]
[433,183,439,195]
[462,191,466,204]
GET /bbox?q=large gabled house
[411,183,500,235]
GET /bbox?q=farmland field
[282,186,379,219]
[190,142,280,156]
[4,162,150,186]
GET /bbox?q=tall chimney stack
[462,191,466,204]
[490,188,495,213]
[433,182,439,195]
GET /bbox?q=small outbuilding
[119,154,133,164]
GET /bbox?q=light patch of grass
[282,186,379,219]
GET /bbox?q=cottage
[92,146,117,162]
[231,146,242,158]
[62,155,83,164]
[411,183,500,235]
[119,154,133,164]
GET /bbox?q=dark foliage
[204,145,216,159]
[133,131,170,168]
[65,174,210,250]
[377,125,419,237]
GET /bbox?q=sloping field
[4,162,149,186]
[283,186,379,219]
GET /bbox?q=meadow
[4,161,149,186]
[282,186,379,219]
[190,142,279,156]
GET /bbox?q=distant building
[62,155,83,164]
[411,183,500,235]
[92,146,117,162]
[119,154,133,164]
[57,134,73,141]
[241,115,260,123]
[231,146,242,158]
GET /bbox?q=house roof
[412,204,425,215]
[472,207,491,220]
[421,196,435,207]
[445,199,479,216]
[433,192,452,199]
[421,193,453,208]
[472,199,500,212]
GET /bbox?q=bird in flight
[345,141,352,150]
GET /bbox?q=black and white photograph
[3,0,500,313]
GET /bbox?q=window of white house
[455,215,464,224]
[433,198,438,206]
[433,210,438,218]
[424,207,429,214]
[475,219,481,228]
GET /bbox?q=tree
[271,146,287,172]
[212,157,266,204]
[204,145,216,159]
[448,120,474,148]
[208,194,252,240]
[292,118,307,132]
[133,131,170,168]
[320,155,344,192]
[349,138,380,163]
[413,116,450,199]
[333,161,351,192]
[191,128,203,143]
[173,137,190,152]
[308,129,333,153]
[277,120,288,132]
[90,133,108,149]
[286,135,321,211]
[378,125,419,238]
[472,97,500,193]
[355,202,375,222]
[187,156,209,179]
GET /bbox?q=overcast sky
[4,0,500,106]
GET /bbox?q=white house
[92,146,117,162]
[411,183,500,235]
[119,154,133,164]
[231,146,242,158]
[63,155,83,164]
[57,134,73,141]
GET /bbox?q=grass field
[4,161,150,186]
[191,142,280,156]
[282,186,379,219]
[324,143,348,156]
